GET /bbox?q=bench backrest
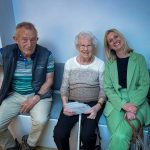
[52,63,64,91]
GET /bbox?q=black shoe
[6,139,22,150]
[22,135,35,150]
[80,145,101,150]
[95,145,101,150]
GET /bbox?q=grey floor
[0,146,57,150]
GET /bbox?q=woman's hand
[63,107,76,116]
[123,103,137,114]
[61,96,76,116]
[84,104,101,119]
[124,111,136,120]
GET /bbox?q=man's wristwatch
[35,93,42,99]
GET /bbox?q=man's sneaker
[6,139,21,150]
[22,135,35,150]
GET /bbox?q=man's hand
[20,95,40,113]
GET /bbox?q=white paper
[65,102,91,114]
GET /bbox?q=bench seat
[9,92,150,150]
[9,63,150,150]
[9,91,109,150]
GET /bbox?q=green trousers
[106,89,144,150]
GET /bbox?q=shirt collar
[17,48,36,61]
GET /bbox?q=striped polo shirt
[0,48,54,95]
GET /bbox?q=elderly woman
[53,32,105,150]
[103,28,150,150]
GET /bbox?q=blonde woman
[103,28,150,150]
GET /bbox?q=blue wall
[0,0,16,46]
[2,0,150,67]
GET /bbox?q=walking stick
[126,117,144,150]
[77,114,82,150]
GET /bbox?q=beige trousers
[0,92,52,149]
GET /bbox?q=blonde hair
[104,28,133,61]
[75,31,97,51]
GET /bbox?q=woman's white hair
[75,31,97,50]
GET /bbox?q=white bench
[7,63,150,150]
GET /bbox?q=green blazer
[104,52,150,131]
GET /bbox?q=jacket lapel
[127,53,136,88]
[109,61,121,91]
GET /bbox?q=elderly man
[0,22,54,150]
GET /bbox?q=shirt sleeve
[60,61,70,97]
[47,53,54,73]
[104,61,126,111]
[99,61,106,98]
